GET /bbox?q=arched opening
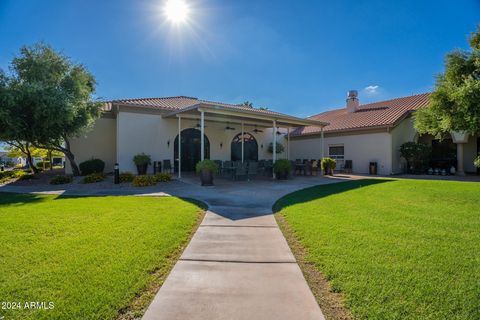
[231,132,258,161]
[174,128,210,172]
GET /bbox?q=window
[328,145,344,160]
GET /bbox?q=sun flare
[164,0,190,24]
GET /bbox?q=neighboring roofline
[162,103,329,127]
[307,92,431,120]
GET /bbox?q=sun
[164,0,190,24]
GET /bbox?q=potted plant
[273,159,292,180]
[320,157,336,175]
[196,159,219,186]
[133,153,151,175]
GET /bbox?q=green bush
[81,173,105,184]
[474,156,480,168]
[133,153,151,166]
[119,171,134,183]
[321,157,337,174]
[400,142,431,174]
[132,175,156,187]
[0,170,25,183]
[267,142,285,154]
[79,158,105,175]
[273,159,292,176]
[195,159,219,174]
[49,175,73,185]
[154,172,172,182]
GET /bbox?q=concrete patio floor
[1,174,351,320]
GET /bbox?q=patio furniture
[295,159,305,175]
[163,160,173,173]
[247,161,258,180]
[344,160,353,173]
[234,163,248,180]
[153,161,162,174]
[305,160,313,176]
[311,160,319,175]
[258,160,266,175]
[213,160,222,175]
[264,160,273,176]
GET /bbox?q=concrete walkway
[1,175,349,320]
[140,176,347,320]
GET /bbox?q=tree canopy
[414,27,480,136]
[0,43,102,175]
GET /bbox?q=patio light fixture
[167,140,170,147]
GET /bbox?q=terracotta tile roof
[291,93,431,136]
[104,96,300,118]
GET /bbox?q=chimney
[346,90,359,113]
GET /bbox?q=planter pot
[136,164,148,175]
[329,169,334,176]
[200,169,214,186]
[276,171,288,180]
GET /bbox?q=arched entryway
[174,128,210,171]
[231,132,258,161]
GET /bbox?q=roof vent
[346,90,359,113]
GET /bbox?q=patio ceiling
[162,103,329,128]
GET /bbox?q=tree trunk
[24,143,39,174]
[48,150,53,171]
[64,149,80,176]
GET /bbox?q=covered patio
[162,102,328,179]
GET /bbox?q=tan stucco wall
[290,130,393,175]
[116,111,285,174]
[390,117,417,174]
[66,117,117,174]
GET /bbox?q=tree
[0,43,102,175]
[242,101,253,108]
[399,142,431,174]
[414,27,480,138]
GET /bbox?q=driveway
[1,174,350,319]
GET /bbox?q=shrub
[132,175,156,187]
[81,173,105,184]
[133,153,151,166]
[49,175,73,185]
[79,158,105,175]
[119,171,134,183]
[17,171,36,180]
[154,172,172,182]
[195,159,219,174]
[400,142,431,174]
[321,157,337,173]
[267,142,285,154]
[474,156,480,168]
[273,159,292,176]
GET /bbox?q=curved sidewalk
[141,176,345,320]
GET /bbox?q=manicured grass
[0,193,204,320]
[275,179,480,320]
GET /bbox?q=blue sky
[0,0,479,118]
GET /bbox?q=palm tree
[242,101,253,108]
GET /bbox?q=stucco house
[290,91,479,175]
[67,96,327,175]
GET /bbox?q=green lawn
[0,193,203,320]
[275,179,480,320]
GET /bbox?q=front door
[174,128,210,172]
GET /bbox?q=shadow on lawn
[273,179,394,213]
[0,192,51,206]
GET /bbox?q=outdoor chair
[234,163,248,180]
[344,160,353,174]
[213,160,222,175]
[163,160,172,173]
[289,161,296,177]
[305,160,313,175]
[247,161,258,180]
[311,160,319,175]
[258,160,266,175]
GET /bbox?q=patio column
[273,120,277,179]
[451,131,469,176]
[241,122,244,163]
[287,127,290,160]
[321,127,325,159]
[178,116,181,179]
[200,111,205,161]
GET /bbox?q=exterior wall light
[167,140,170,147]
[220,142,223,149]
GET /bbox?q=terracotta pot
[276,171,288,180]
[200,169,214,186]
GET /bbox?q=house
[67,96,327,175]
[290,91,479,175]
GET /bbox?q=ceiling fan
[225,123,236,130]
[252,125,263,133]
